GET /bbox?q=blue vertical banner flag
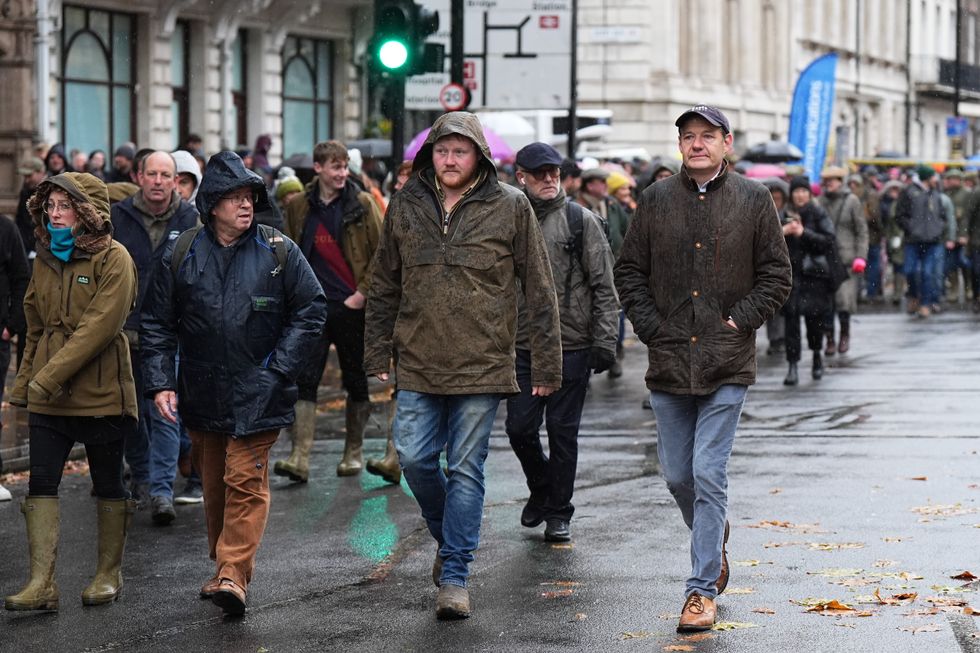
[788,53,838,181]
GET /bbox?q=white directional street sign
[404,0,572,111]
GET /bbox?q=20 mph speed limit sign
[439,83,468,111]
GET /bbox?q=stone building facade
[0,0,374,215]
[576,0,980,163]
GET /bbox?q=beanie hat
[606,171,632,194]
[789,175,812,194]
[276,176,303,202]
[916,164,936,181]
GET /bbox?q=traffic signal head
[370,0,442,76]
[374,0,412,72]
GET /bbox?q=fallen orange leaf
[806,599,856,614]
[951,571,977,581]
[663,646,694,652]
[541,589,574,599]
[873,588,917,605]
[752,607,776,614]
[908,476,927,481]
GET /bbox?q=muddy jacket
[364,111,562,394]
[819,190,868,265]
[11,172,138,418]
[283,178,382,295]
[614,164,791,395]
[140,152,327,437]
[515,190,618,354]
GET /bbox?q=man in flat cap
[506,142,618,544]
[614,105,791,632]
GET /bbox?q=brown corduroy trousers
[189,429,279,590]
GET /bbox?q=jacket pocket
[248,295,284,343]
[234,366,297,430]
[703,320,754,382]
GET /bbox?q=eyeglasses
[523,166,560,181]
[222,191,257,206]
[43,201,75,215]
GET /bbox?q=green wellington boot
[273,399,316,482]
[5,496,60,611]
[81,498,137,606]
[337,400,371,476]
[366,395,400,483]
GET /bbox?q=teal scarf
[46,223,75,262]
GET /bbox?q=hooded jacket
[283,177,382,296]
[11,172,138,418]
[614,164,792,395]
[364,111,562,394]
[140,151,327,437]
[171,150,203,203]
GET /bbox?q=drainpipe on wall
[35,0,51,144]
[219,36,235,150]
[904,0,911,154]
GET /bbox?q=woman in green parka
[4,172,138,612]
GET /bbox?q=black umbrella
[741,141,804,163]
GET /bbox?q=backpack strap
[256,223,289,275]
[170,224,289,276]
[169,225,205,276]
[563,201,585,309]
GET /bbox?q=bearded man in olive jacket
[614,106,791,633]
[364,111,562,620]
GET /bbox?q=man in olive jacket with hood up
[615,106,791,633]
[365,112,562,620]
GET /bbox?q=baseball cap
[515,142,563,170]
[17,156,44,175]
[675,105,731,134]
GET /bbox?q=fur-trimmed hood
[28,172,114,255]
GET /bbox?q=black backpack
[169,224,288,276]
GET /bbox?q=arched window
[61,5,135,157]
[282,36,333,159]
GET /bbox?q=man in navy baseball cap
[675,105,731,134]
[515,142,563,171]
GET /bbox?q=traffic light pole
[389,77,406,167]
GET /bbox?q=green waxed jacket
[364,111,562,394]
[11,172,138,418]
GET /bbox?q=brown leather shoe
[436,584,471,620]
[211,578,246,616]
[716,520,730,595]
[677,592,716,632]
[199,577,221,600]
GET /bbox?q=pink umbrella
[404,126,515,161]
[744,163,787,179]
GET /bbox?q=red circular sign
[440,83,468,111]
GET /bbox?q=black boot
[837,313,851,354]
[812,351,824,380]
[783,363,798,386]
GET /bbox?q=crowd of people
[0,108,976,632]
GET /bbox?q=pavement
[1,309,978,652]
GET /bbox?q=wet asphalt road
[0,310,978,652]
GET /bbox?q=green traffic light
[378,39,409,70]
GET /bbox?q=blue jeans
[903,242,944,307]
[648,384,747,599]
[393,390,501,588]
[145,392,183,499]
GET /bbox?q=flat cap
[515,142,563,170]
